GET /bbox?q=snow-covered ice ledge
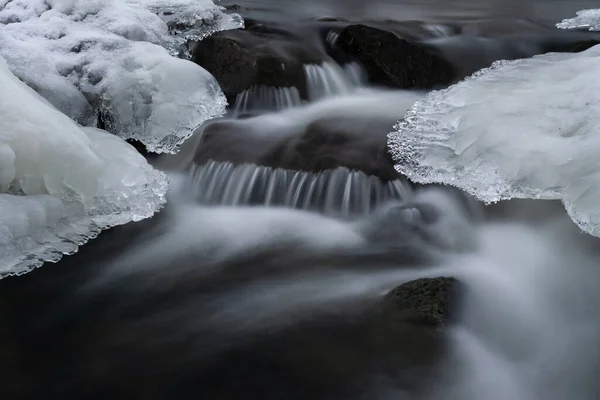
[0,0,243,153]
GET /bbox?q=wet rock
[260,118,401,181]
[335,24,455,88]
[384,277,459,327]
[194,117,403,182]
[225,4,245,11]
[183,276,459,399]
[191,27,326,103]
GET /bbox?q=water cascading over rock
[188,161,409,216]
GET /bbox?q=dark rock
[193,119,285,166]
[335,24,455,88]
[317,17,347,22]
[225,4,244,11]
[193,116,404,182]
[260,118,401,181]
[384,277,460,327]
[125,139,159,161]
[191,28,326,103]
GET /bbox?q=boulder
[384,277,460,327]
[260,118,401,181]
[193,117,403,182]
[191,26,326,103]
[335,24,455,88]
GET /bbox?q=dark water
[222,0,598,23]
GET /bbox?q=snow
[388,44,600,237]
[0,56,168,278]
[557,9,600,31]
[0,0,242,153]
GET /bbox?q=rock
[260,118,401,181]
[193,116,404,182]
[335,24,455,88]
[384,277,460,327]
[0,300,27,398]
[191,27,326,103]
[225,4,244,11]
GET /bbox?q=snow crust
[0,0,241,152]
[388,44,600,237]
[557,9,600,31]
[0,56,168,278]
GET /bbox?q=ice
[557,9,600,31]
[0,0,242,153]
[0,56,168,278]
[388,44,600,237]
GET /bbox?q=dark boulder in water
[384,277,460,327]
[191,26,326,103]
[193,117,404,182]
[335,24,455,88]
[260,118,401,181]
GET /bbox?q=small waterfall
[230,62,368,117]
[343,62,368,87]
[188,161,410,217]
[326,30,340,47]
[232,85,303,116]
[303,62,363,100]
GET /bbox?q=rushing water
[3,1,600,399]
[154,48,600,398]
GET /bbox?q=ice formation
[0,0,242,153]
[556,9,600,31]
[0,56,168,278]
[388,44,600,237]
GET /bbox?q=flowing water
[3,1,600,399]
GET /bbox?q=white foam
[0,0,242,153]
[557,9,600,31]
[389,44,600,237]
[0,56,168,277]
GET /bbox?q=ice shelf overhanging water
[556,9,600,31]
[388,9,600,237]
[0,55,169,278]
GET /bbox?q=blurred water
[221,0,598,23]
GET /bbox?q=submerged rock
[335,24,455,88]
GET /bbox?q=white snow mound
[0,0,241,153]
[388,44,600,237]
[557,9,600,31]
[0,56,168,278]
